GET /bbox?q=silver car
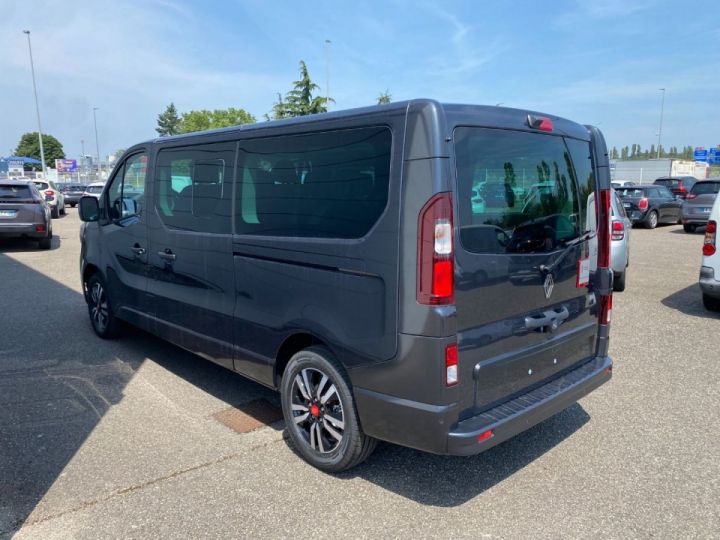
[0,180,53,249]
[610,189,631,291]
[681,178,720,233]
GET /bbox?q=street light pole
[324,39,331,110]
[656,88,665,159]
[93,107,100,180]
[22,30,47,178]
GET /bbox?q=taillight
[686,193,697,200]
[35,224,46,233]
[445,344,458,386]
[678,183,687,193]
[598,190,611,268]
[611,220,624,241]
[417,192,454,305]
[598,189,613,326]
[600,294,612,324]
[44,190,54,196]
[703,220,717,256]
[638,197,649,210]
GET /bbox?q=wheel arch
[274,332,329,388]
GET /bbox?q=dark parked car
[60,183,88,207]
[616,185,682,228]
[78,100,614,471]
[653,176,697,199]
[680,178,720,233]
[0,180,52,249]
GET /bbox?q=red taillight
[611,220,624,241]
[445,344,458,386]
[417,192,454,305]
[638,197,649,210]
[678,183,687,193]
[598,189,611,268]
[35,224,46,233]
[703,220,717,256]
[44,190,54,196]
[600,294,612,325]
[686,193,697,200]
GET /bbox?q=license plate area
[0,210,17,218]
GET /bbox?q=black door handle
[158,249,176,262]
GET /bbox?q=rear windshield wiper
[537,230,596,274]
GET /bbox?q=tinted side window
[107,153,147,221]
[235,127,391,238]
[658,186,673,198]
[454,128,585,254]
[156,142,235,234]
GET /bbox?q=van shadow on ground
[0,252,592,534]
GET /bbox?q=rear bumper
[447,356,612,455]
[354,355,612,456]
[0,223,46,238]
[681,213,710,225]
[699,267,720,299]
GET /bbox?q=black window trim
[103,149,147,225]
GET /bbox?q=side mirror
[79,196,99,222]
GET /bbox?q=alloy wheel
[290,367,345,453]
[90,282,109,333]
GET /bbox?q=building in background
[610,159,709,183]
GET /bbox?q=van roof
[140,99,592,147]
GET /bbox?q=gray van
[78,100,614,472]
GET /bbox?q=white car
[83,182,106,199]
[699,193,720,312]
[33,180,66,218]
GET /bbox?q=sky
[1,0,718,161]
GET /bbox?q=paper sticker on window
[576,257,590,287]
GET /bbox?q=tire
[645,210,658,229]
[683,224,696,233]
[70,203,77,208]
[51,205,59,219]
[613,270,626,292]
[38,232,51,250]
[703,294,720,312]
[60,203,66,215]
[280,346,377,472]
[85,273,121,338]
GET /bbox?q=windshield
[690,182,720,195]
[33,182,49,190]
[454,128,593,254]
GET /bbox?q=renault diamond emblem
[543,273,554,299]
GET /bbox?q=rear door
[453,128,600,414]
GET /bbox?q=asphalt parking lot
[1,210,719,539]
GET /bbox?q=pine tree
[156,103,181,136]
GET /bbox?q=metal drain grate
[213,399,284,434]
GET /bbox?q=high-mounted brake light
[417,192,454,305]
[703,220,717,256]
[527,115,554,132]
[445,344,458,386]
[638,197,649,210]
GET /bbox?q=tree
[156,102,181,136]
[267,60,333,120]
[14,132,64,170]
[621,146,629,160]
[377,91,392,105]
[649,144,656,157]
[178,108,256,133]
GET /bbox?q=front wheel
[85,274,121,338]
[280,347,377,472]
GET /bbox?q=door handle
[158,249,176,262]
[525,306,570,331]
[131,244,146,255]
